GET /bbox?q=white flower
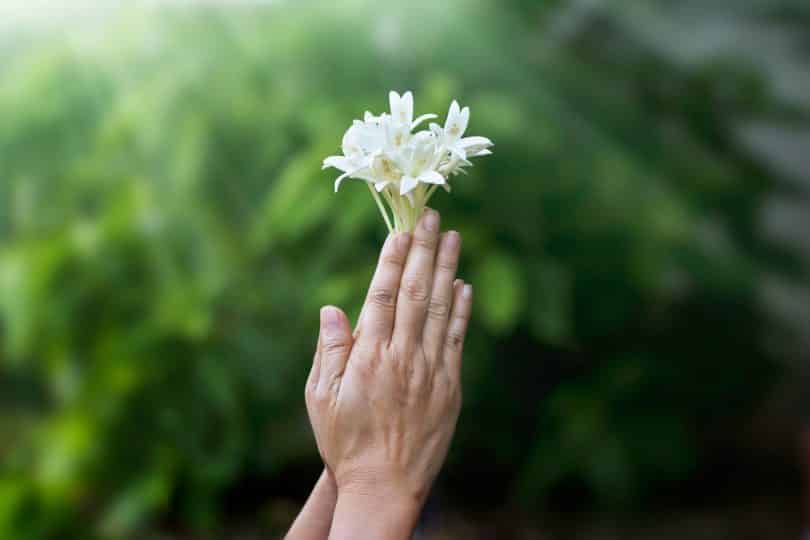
[323,117,387,191]
[435,100,494,161]
[323,91,494,232]
[370,152,402,192]
[389,90,437,130]
[458,136,494,158]
[398,131,445,195]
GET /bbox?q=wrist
[331,489,421,539]
[335,465,428,509]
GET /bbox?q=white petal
[323,155,350,171]
[418,170,445,185]
[389,91,401,111]
[449,145,467,161]
[353,167,375,182]
[411,113,437,130]
[400,175,419,195]
[459,106,470,136]
[469,148,493,157]
[443,101,467,142]
[458,136,493,149]
[401,91,413,124]
[374,181,390,192]
[447,100,460,125]
[334,171,352,192]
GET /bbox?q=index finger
[356,232,412,343]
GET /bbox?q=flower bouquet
[323,91,493,232]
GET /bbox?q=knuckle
[353,349,379,377]
[427,298,451,319]
[402,277,430,303]
[410,365,427,391]
[390,343,411,371]
[401,360,416,382]
[354,360,375,380]
[327,374,342,395]
[368,287,397,310]
[436,257,458,273]
[322,338,349,356]
[313,385,329,403]
[446,330,465,351]
[413,234,438,250]
[381,253,405,268]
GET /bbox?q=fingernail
[444,230,460,249]
[422,209,439,232]
[462,284,473,299]
[320,306,341,332]
[397,232,412,252]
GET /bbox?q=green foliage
[0,0,803,537]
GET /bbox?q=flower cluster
[323,91,493,232]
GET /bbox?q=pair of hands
[291,209,473,539]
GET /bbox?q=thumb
[319,305,353,383]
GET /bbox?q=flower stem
[382,188,402,233]
[368,183,394,233]
[425,184,439,204]
[377,184,442,233]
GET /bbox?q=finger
[358,233,412,342]
[422,231,461,357]
[392,208,441,344]
[318,306,353,393]
[444,281,473,382]
[307,331,323,392]
[352,304,364,339]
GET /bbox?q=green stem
[382,188,401,233]
[368,183,394,233]
[425,184,439,204]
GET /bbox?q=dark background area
[0,1,809,538]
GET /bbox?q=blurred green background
[1,0,809,538]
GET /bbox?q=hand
[305,209,473,526]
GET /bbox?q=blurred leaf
[474,251,526,334]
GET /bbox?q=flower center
[375,157,401,182]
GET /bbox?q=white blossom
[323,90,493,232]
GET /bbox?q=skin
[286,209,473,540]
[284,469,338,540]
